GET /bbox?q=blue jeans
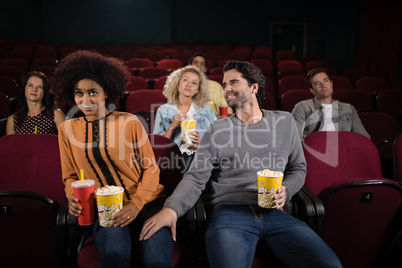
[93,197,174,268]
[205,204,342,268]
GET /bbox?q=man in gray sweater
[140,61,341,268]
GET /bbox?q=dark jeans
[205,204,342,268]
[93,197,174,268]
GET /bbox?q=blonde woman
[153,65,217,170]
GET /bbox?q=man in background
[189,52,232,117]
[292,68,370,139]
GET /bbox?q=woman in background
[6,71,65,135]
[153,65,217,171]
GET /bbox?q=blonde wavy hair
[163,65,210,107]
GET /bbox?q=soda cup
[219,106,228,118]
[72,180,95,225]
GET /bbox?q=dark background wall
[0,0,400,87]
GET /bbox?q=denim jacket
[291,98,370,139]
[153,103,218,146]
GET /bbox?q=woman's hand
[111,202,139,227]
[68,194,82,217]
[171,112,187,129]
[274,186,287,209]
[190,130,200,147]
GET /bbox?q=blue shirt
[153,103,217,147]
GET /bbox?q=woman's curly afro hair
[53,50,130,105]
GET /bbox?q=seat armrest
[56,199,77,227]
[56,199,70,226]
[186,196,206,222]
[301,186,325,236]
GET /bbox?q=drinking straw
[80,169,84,183]
[34,126,37,134]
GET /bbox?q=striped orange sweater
[58,111,165,211]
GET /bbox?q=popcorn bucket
[257,170,283,208]
[180,120,197,143]
[96,187,124,227]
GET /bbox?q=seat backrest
[0,133,65,204]
[331,75,353,91]
[30,58,58,68]
[147,134,183,195]
[250,59,274,79]
[138,67,169,80]
[300,54,321,66]
[154,75,168,90]
[125,89,167,113]
[343,68,368,88]
[125,76,149,92]
[376,89,402,116]
[278,75,308,96]
[319,178,402,268]
[264,76,276,95]
[280,89,312,112]
[0,134,65,267]
[207,74,223,84]
[250,59,273,70]
[209,66,223,75]
[251,50,273,61]
[261,92,277,110]
[0,66,24,82]
[0,58,29,73]
[394,135,402,183]
[332,89,374,111]
[157,48,179,60]
[305,60,330,72]
[134,48,154,58]
[0,91,11,119]
[126,58,154,70]
[302,131,382,196]
[276,60,303,71]
[157,59,183,72]
[275,50,297,63]
[204,52,222,67]
[277,68,305,80]
[358,111,402,143]
[356,76,388,94]
[30,65,56,77]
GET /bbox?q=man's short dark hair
[188,52,206,66]
[223,61,266,108]
[306,68,331,88]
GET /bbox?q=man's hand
[274,186,287,209]
[139,208,178,241]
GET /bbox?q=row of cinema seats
[0,39,392,95]
[1,132,401,267]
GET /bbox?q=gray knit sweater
[164,110,306,217]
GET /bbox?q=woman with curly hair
[53,50,174,268]
[6,71,65,135]
[153,65,217,171]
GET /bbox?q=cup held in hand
[96,186,124,227]
[257,170,283,208]
[72,179,95,226]
[181,120,197,143]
